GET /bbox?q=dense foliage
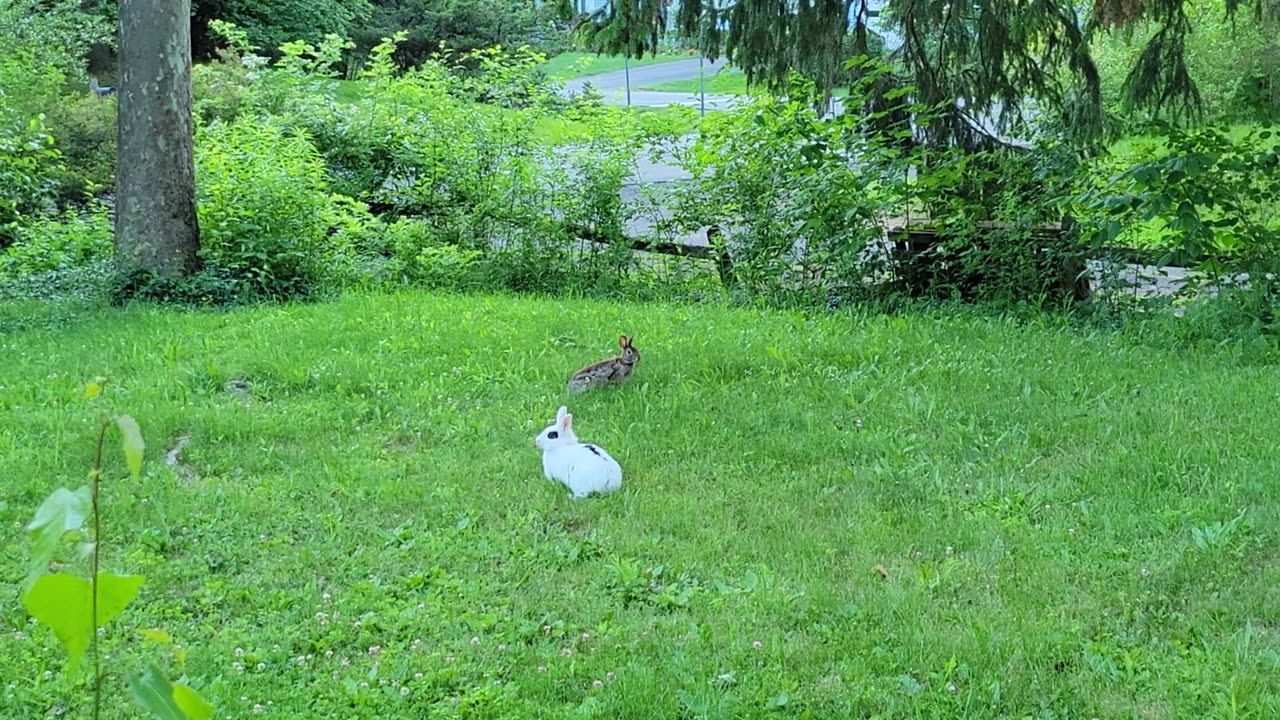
[1092,2,1280,123]
[584,0,1280,150]
[0,3,1277,340]
[355,0,575,68]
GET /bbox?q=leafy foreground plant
[20,380,214,719]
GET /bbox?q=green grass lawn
[532,105,702,144]
[639,69,850,98]
[328,77,701,144]
[2,291,1278,718]
[538,51,694,80]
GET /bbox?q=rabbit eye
[547,431,559,439]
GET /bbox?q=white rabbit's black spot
[584,444,602,457]
[548,431,559,440]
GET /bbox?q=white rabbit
[534,406,623,499]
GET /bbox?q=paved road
[560,57,737,110]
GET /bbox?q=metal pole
[624,54,632,107]
[699,55,706,117]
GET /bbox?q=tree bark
[114,0,201,279]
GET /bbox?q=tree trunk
[114,0,200,279]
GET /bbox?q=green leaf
[23,574,92,674]
[172,682,216,720]
[129,666,185,720]
[20,572,145,675]
[98,572,145,626]
[115,415,145,479]
[24,487,91,587]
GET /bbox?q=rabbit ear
[556,406,568,423]
[560,412,573,430]
[619,335,630,348]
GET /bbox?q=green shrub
[0,50,66,127]
[673,76,905,304]
[46,93,117,198]
[0,115,64,248]
[353,0,573,70]
[1077,123,1280,271]
[193,0,371,58]
[0,202,113,308]
[0,202,112,278]
[195,116,341,299]
[905,142,1090,305]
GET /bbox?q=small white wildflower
[400,686,410,697]
[368,645,381,656]
[252,704,264,714]
[592,680,603,689]
[469,636,479,646]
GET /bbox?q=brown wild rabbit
[567,335,638,393]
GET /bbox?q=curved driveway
[560,57,735,110]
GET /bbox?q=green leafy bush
[903,142,1091,304]
[0,202,112,277]
[195,116,342,299]
[193,0,371,58]
[0,1,113,219]
[46,93,118,198]
[672,75,906,305]
[1078,124,1280,271]
[353,0,573,70]
[0,115,64,248]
